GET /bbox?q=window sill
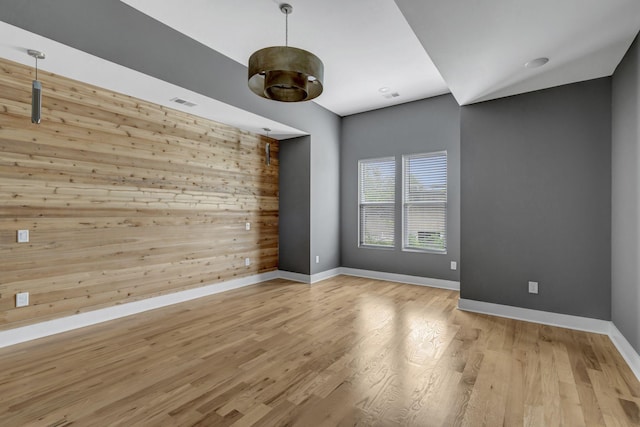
[402,248,447,255]
[358,245,395,251]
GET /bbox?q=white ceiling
[395,0,640,105]
[2,0,640,136]
[123,0,640,112]
[122,0,449,116]
[0,22,307,140]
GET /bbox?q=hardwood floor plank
[0,276,638,426]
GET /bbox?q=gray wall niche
[612,35,640,352]
[279,136,311,275]
[341,95,461,281]
[460,78,612,319]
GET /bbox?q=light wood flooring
[0,276,638,426]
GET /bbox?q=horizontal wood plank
[0,57,279,329]
[0,277,638,425]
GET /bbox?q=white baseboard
[340,267,460,291]
[277,268,341,284]
[278,268,342,285]
[277,270,313,284]
[3,269,638,384]
[609,323,640,381]
[458,298,611,334]
[2,268,345,349]
[458,298,640,382]
[0,270,278,349]
[310,268,342,283]
[278,267,459,290]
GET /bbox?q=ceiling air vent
[170,97,197,107]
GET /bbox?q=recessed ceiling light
[378,87,390,93]
[524,57,549,69]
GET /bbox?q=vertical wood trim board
[0,58,279,330]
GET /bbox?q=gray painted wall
[279,136,311,274]
[0,0,341,276]
[4,4,631,326]
[612,36,640,352]
[460,78,612,319]
[310,117,342,275]
[341,95,461,281]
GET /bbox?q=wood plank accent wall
[0,58,279,330]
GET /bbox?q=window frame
[358,156,396,249]
[401,151,448,254]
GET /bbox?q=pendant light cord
[27,49,45,81]
[285,10,289,47]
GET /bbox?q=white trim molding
[278,268,342,284]
[609,323,640,381]
[458,298,640,382]
[0,271,278,349]
[278,267,459,290]
[458,298,611,334]
[277,270,313,284]
[310,268,342,284]
[0,267,456,349]
[340,267,460,291]
[2,268,638,384]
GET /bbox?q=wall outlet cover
[245,222,250,231]
[16,292,29,307]
[450,261,457,270]
[245,257,250,266]
[528,281,539,294]
[17,229,29,243]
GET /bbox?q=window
[403,151,447,253]
[358,157,395,248]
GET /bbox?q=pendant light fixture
[263,128,271,166]
[28,49,46,124]
[248,3,324,102]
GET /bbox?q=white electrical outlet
[528,281,539,294]
[17,229,29,243]
[245,222,251,231]
[16,292,29,307]
[315,256,320,264]
[245,257,250,266]
[450,261,457,270]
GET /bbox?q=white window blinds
[359,157,395,248]
[403,151,447,253]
